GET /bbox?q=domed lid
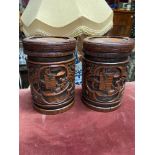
[23,36,76,57]
[83,36,134,55]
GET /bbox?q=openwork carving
[82,59,127,107]
[28,59,75,106]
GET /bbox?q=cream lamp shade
[21,0,113,37]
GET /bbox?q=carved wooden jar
[23,36,76,114]
[82,37,134,111]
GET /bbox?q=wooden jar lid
[23,36,76,57]
[83,36,134,58]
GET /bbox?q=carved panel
[82,58,127,107]
[27,59,75,106]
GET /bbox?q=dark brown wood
[23,36,76,114]
[107,9,134,37]
[82,36,134,111]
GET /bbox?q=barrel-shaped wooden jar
[82,37,134,111]
[23,36,76,114]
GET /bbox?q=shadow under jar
[82,36,134,111]
[23,36,76,114]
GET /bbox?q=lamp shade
[21,0,113,37]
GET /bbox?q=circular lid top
[83,36,134,54]
[23,36,76,55]
[24,36,73,44]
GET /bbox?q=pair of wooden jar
[23,36,134,114]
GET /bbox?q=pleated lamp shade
[21,0,113,37]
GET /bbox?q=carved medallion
[82,59,127,110]
[28,59,75,106]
